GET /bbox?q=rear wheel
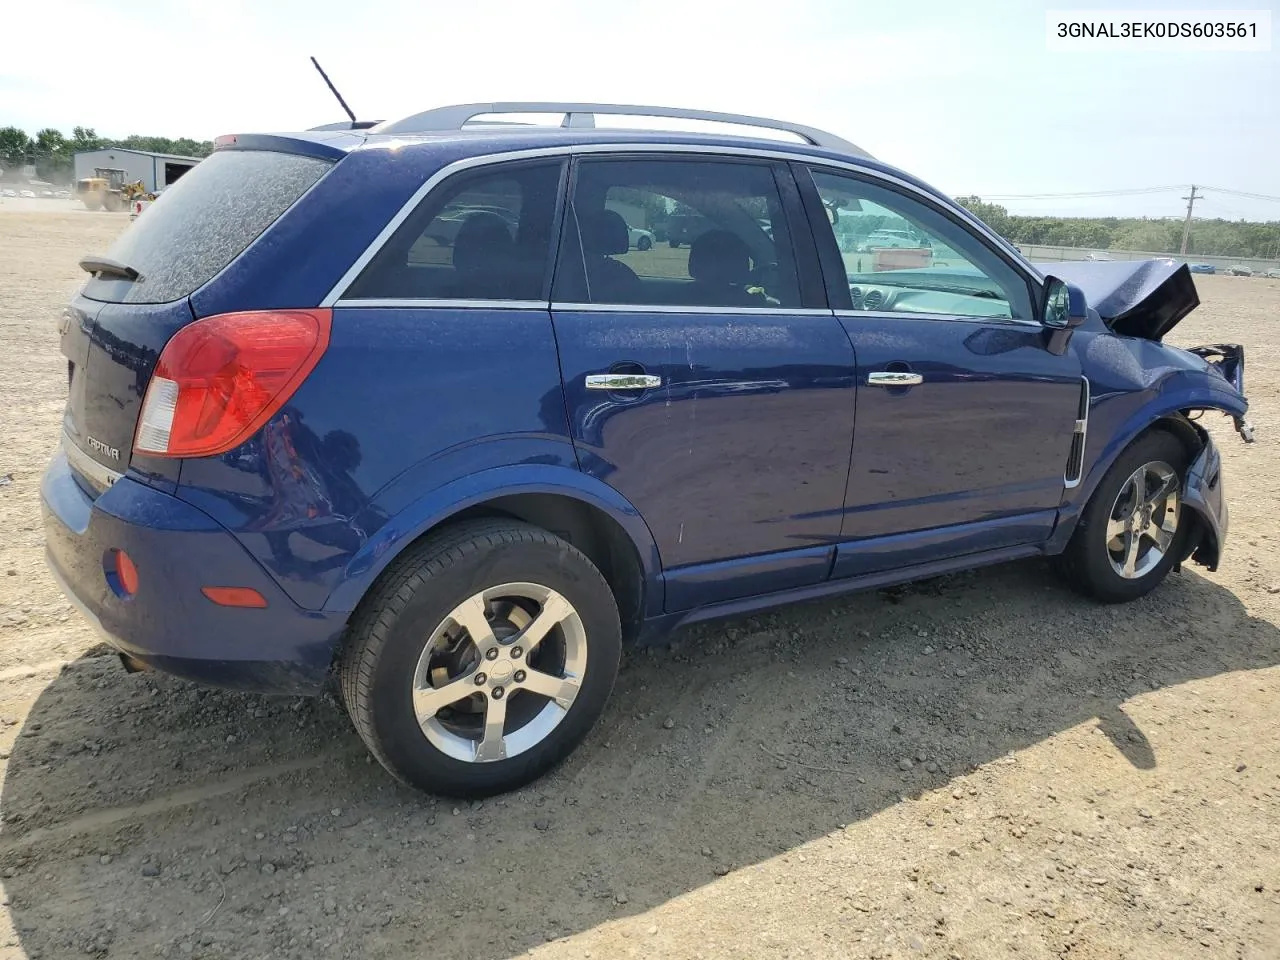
[339,519,622,797]
[102,193,122,212]
[1057,430,1194,603]
[637,235,652,251]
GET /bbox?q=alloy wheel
[412,583,587,763]
[1106,460,1180,580]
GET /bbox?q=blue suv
[42,103,1253,797]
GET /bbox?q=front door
[551,156,857,610]
[801,166,1082,576]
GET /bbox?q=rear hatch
[61,149,334,491]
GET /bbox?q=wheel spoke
[1122,530,1141,577]
[413,674,478,719]
[1144,473,1178,508]
[516,591,575,655]
[451,594,497,650]
[1132,470,1149,506]
[1106,514,1127,542]
[1145,520,1173,554]
[520,668,581,710]
[474,694,509,762]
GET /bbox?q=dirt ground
[0,207,1277,960]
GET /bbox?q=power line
[982,186,1184,200]
[977,184,1280,205]
[1200,186,1280,204]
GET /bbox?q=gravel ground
[0,208,1277,960]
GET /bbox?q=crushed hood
[1032,259,1199,341]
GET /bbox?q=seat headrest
[580,209,630,257]
[452,212,513,276]
[688,229,753,286]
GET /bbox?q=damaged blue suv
[42,103,1254,797]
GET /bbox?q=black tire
[668,238,681,249]
[1057,429,1195,603]
[637,235,652,251]
[339,519,622,797]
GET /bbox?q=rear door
[551,154,857,611]
[63,149,334,489]
[798,165,1082,576]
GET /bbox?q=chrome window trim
[553,302,834,316]
[334,298,550,310]
[62,431,122,493]
[322,143,1043,307]
[834,309,1042,329]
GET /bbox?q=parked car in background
[1188,263,1216,274]
[18,189,35,199]
[627,225,654,250]
[1227,265,1253,277]
[1262,268,1280,279]
[1085,252,1115,261]
[42,101,1253,799]
[855,228,921,252]
[1,189,16,198]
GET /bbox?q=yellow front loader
[75,168,154,212]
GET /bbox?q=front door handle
[867,371,923,387]
[586,373,662,391]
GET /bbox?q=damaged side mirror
[1041,277,1088,330]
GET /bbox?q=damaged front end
[1037,258,1255,445]
[1186,343,1255,443]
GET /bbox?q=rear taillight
[134,309,331,458]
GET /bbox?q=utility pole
[1179,185,1199,256]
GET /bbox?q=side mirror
[1041,277,1088,329]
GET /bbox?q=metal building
[72,148,202,193]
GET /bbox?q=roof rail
[369,102,871,158]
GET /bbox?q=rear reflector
[106,548,139,598]
[201,586,268,608]
[134,309,331,458]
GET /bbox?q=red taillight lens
[134,310,331,458]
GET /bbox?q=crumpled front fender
[1181,436,1227,571]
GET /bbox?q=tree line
[0,126,213,183]
[956,196,1280,260]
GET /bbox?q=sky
[2,0,1277,219]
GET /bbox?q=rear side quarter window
[343,160,565,302]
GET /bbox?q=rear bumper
[1182,435,1228,571]
[41,452,345,694]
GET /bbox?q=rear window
[82,150,332,304]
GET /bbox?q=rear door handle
[867,371,923,387]
[586,373,662,391]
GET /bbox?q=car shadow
[2,559,1277,958]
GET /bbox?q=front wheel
[339,519,622,797]
[637,235,652,251]
[1056,430,1194,603]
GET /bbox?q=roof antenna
[311,56,357,124]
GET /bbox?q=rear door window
[343,160,565,301]
[81,150,332,304]
[554,157,802,309]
